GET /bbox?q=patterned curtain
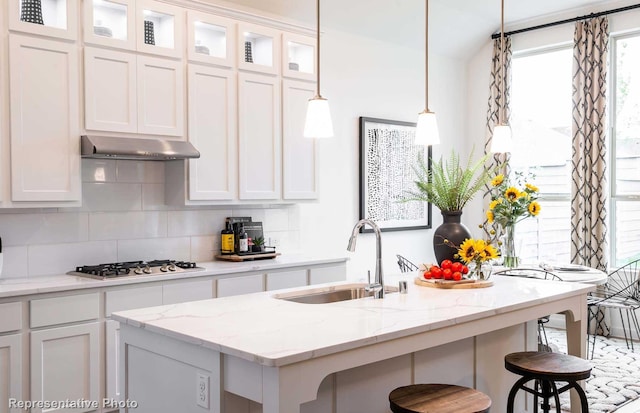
[571,17,609,271]
[483,37,512,240]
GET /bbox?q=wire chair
[396,254,419,273]
[587,258,640,358]
[494,268,563,352]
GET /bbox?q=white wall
[0,15,467,280]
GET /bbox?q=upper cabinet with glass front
[237,23,280,75]
[83,0,135,50]
[8,0,79,41]
[282,32,315,81]
[136,0,184,59]
[187,11,235,68]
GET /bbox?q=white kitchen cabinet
[137,55,185,136]
[282,32,316,81]
[266,269,308,291]
[162,279,214,304]
[8,34,81,203]
[8,0,78,41]
[238,72,281,200]
[185,64,237,201]
[30,323,100,413]
[105,320,121,403]
[136,0,185,59]
[84,48,185,137]
[217,274,264,297]
[282,79,319,199]
[83,0,136,50]
[0,334,23,413]
[84,47,137,133]
[187,11,236,68]
[237,22,280,75]
[105,285,164,316]
[309,263,347,285]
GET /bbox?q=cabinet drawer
[266,269,307,291]
[30,293,100,328]
[106,285,163,316]
[217,274,263,297]
[162,280,214,305]
[309,264,347,285]
[0,302,22,333]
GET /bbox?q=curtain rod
[490,3,640,39]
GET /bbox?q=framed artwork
[359,117,432,233]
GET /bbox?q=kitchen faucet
[347,219,384,298]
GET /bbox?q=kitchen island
[113,274,594,413]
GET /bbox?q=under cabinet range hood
[81,135,200,160]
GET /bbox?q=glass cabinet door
[237,22,280,75]
[9,0,79,41]
[187,11,235,68]
[83,0,135,50]
[136,0,184,59]
[282,32,316,81]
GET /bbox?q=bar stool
[505,351,591,413]
[389,384,492,413]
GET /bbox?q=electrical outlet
[271,237,281,247]
[196,372,209,409]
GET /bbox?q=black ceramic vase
[433,210,471,264]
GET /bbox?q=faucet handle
[365,270,382,293]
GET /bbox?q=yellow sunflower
[486,210,494,223]
[483,244,499,260]
[528,201,541,216]
[458,239,477,263]
[491,174,504,187]
[504,187,520,202]
[525,183,539,192]
[489,199,502,210]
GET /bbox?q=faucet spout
[346,219,384,298]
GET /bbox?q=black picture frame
[359,117,432,233]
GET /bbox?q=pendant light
[303,0,333,138]
[415,0,439,145]
[491,0,513,153]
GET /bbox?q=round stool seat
[389,384,492,413]
[505,351,592,381]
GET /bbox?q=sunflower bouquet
[457,238,500,280]
[486,172,541,228]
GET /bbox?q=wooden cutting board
[215,253,280,262]
[414,277,493,289]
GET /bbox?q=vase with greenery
[405,150,494,263]
[251,236,265,252]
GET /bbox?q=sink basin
[273,283,398,304]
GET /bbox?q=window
[510,32,640,267]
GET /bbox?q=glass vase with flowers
[457,238,499,280]
[486,172,541,268]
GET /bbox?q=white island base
[115,276,593,413]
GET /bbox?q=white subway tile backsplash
[190,235,217,262]
[263,208,290,232]
[116,160,165,184]
[142,183,169,211]
[82,159,117,182]
[82,183,142,211]
[231,208,266,225]
[117,237,191,262]
[0,213,89,246]
[168,210,231,237]
[89,212,168,240]
[288,205,301,231]
[28,241,118,276]
[0,246,29,279]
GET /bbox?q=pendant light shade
[491,0,512,153]
[415,0,439,146]
[415,110,439,145]
[303,0,333,138]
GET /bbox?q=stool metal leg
[507,376,531,413]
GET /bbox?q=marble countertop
[0,255,348,299]
[113,273,595,367]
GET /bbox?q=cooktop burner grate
[72,259,200,280]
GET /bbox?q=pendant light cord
[425,0,429,110]
[499,0,505,125]
[316,0,321,98]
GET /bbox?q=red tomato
[451,262,463,273]
[452,271,463,281]
[461,265,469,274]
[431,267,443,279]
[440,259,453,269]
[423,271,433,279]
[442,268,453,280]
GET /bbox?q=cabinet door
[282,79,319,199]
[83,0,136,50]
[237,23,280,75]
[30,323,100,413]
[282,32,316,81]
[136,0,185,59]
[217,274,264,298]
[9,35,80,202]
[8,0,79,41]
[187,11,235,68]
[0,334,23,413]
[187,65,237,200]
[238,73,281,200]
[105,320,121,402]
[84,47,137,133]
[137,55,185,136]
